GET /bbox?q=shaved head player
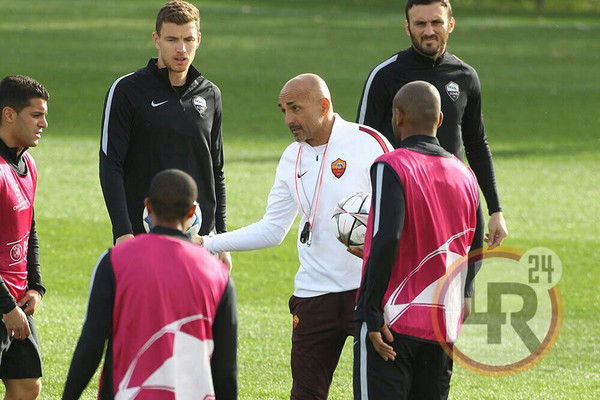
[354,81,479,399]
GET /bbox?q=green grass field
[1,0,599,398]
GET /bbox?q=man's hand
[347,246,364,259]
[2,306,30,340]
[217,251,233,273]
[115,234,134,245]
[368,324,396,361]
[486,212,508,249]
[17,290,42,316]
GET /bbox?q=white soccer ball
[143,202,202,237]
[331,192,371,247]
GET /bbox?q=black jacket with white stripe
[356,47,501,215]
[99,58,226,240]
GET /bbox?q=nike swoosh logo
[297,171,308,179]
[151,100,169,108]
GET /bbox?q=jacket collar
[149,225,194,243]
[409,46,448,67]
[147,58,203,92]
[0,137,27,175]
[399,134,452,157]
[327,113,347,145]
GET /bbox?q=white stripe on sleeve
[372,163,384,237]
[360,321,369,400]
[358,55,398,124]
[101,73,134,155]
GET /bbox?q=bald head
[392,81,443,142]
[278,73,335,147]
[280,73,331,103]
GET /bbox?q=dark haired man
[0,75,49,400]
[63,169,237,400]
[99,1,231,269]
[354,81,479,399]
[357,0,508,304]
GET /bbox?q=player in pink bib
[63,169,237,400]
[354,81,479,399]
[0,75,49,400]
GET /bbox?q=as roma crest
[445,81,460,102]
[192,96,207,116]
[331,158,347,178]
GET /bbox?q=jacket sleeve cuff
[1,300,17,315]
[365,310,385,333]
[28,284,46,298]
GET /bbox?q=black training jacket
[100,58,226,240]
[357,47,501,215]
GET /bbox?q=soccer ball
[331,192,371,247]
[142,202,202,237]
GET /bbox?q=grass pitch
[1,1,599,398]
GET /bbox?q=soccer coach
[357,0,507,302]
[201,73,392,399]
[99,1,231,268]
[62,169,237,399]
[354,81,479,399]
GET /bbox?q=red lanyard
[294,143,329,231]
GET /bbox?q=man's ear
[1,106,16,124]
[185,203,196,219]
[144,198,153,215]
[437,111,444,129]
[152,31,160,50]
[394,107,405,128]
[320,97,331,115]
[447,16,455,34]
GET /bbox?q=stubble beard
[410,30,445,59]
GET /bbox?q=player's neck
[0,128,25,155]
[168,70,188,87]
[307,115,335,147]
[413,45,445,62]
[400,131,436,142]
[154,220,186,232]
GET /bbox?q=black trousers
[354,322,452,400]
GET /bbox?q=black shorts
[353,322,452,400]
[0,314,43,379]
